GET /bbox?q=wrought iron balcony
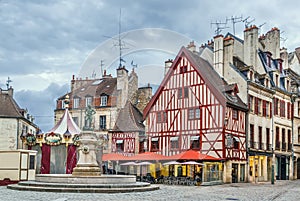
[266,144,272,151]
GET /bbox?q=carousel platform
[7,174,159,193]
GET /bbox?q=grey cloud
[15,82,69,132]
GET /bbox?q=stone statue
[84,105,96,130]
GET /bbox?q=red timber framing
[144,47,246,161]
[111,132,136,156]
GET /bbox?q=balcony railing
[266,144,272,151]
[258,142,265,150]
[249,140,254,148]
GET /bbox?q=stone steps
[7,181,159,193]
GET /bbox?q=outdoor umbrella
[181,161,203,165]
[163,161,181,165]
[120,161,138,166]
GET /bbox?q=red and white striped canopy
[47,109,81,135]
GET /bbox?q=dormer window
[286,79,290,92]
[249,71,253,81]
[100,95,108,106]
[85,96,93,107]
[266,53,272,67]
[275,74,279,87]
[265,78,269,88]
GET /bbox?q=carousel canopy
[47,109,81,135]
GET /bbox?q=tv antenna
[6,77,12,89]
[226,15,243,35]
[100,60,104,77]
[280,31,288,46]
[131,60,137,69]
[242,16,255,28]
[211,20,229,35]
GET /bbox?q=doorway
[232,163,238,183]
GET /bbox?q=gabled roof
[112,101,144,132]
[59,78,117,100]
[144,46,247,118]
[47,108,81,135]
[0,92,23,118]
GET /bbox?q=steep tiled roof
[144,46,247,117]
[0,92,22,118]
[112,101,144,132]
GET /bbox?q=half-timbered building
[144,46,247,183]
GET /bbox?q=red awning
[168,149,220,161]
[102,153,129,161]
[127,152,168,161]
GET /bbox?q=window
[85,96,93,107]
[258,126,262,150]
[61,100,66,109]
[275,127,280,150]
[188,108,200,120]
[265,102,270,117]
[282,128,286,150]
[29,155,35,170]
[274,98,279,116]
[190,136,200,149]
[232,109,238,120]
[249,95,254,112]
[116,140,124,152]
[178,87,188,98]
[275,74,279,87]
[157,111,167,123]
[298,127,300,144]
[73,117,79,126]
[170,137,179,149]
[100,95,107,106]
[280,100,285,117]
[266,128,270,150]
[298,101,300,116]
[73,98,80,109]
[250,124,254,148]
[257,99,262,115]
[233,137,239,149]
[151,138,159,151]
[180,65,187,73]
[99,115,106,130]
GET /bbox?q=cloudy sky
[1,0,299,131]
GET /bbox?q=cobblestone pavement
[1,180,300,201]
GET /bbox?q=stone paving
[1,180,300,201]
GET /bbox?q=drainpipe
[291,94,297,180]
[17,118,19,149]
[271,95,275,184]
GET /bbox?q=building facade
[0,86,38,150]
[210,25,297,182]
[144,46,247,183]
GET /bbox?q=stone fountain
[8,104,158,193]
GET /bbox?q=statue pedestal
[72,131,101,176]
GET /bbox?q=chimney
[224,36,234,65]
[128,69,138,101]
[8,87,13,97]
[164,59,173,75]
[71,75,75,92]
[187,41,196,52]
[264,27,280,59]
[280,47,289,70]
[117,66,129,108]
[244,25,258,68]
[295,47,300,63]
[213,35,224,77]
